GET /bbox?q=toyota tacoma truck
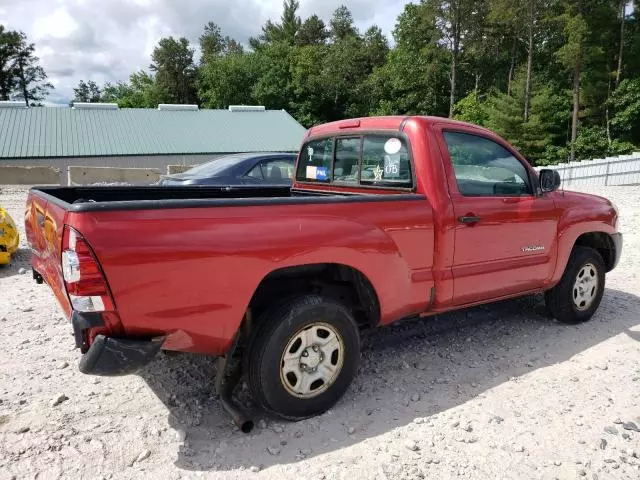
[25,116,622,431]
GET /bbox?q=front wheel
[246,295,360,420]
[545,246,606,324]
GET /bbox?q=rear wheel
[246,295,360,420]
[545,246,605,324]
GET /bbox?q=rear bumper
[72,311,164,376]
[611,232,623,270]
[79,334,165,376]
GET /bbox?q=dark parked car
[158,153,297,186]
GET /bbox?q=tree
[436,0,485,117]
[250,0,301,48]
[615,0,626,85]
[199,22,225,62]
[72,80,102,103]
[609,77,640,144]
[199,52,259,108]
[0,26,20,100]
[12,32,53,106]
[368,3,449,117]
[296,15,329,46]
[150,37,198,104]
[329,5,358,41]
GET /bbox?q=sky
[0,0,412,105]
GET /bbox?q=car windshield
[183,155,250,176]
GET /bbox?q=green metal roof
[0,107,307,159]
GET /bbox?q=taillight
[61,226,114,312]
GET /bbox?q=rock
[414,362,427,370]
[249,466,260,473]
[411,393,420,402]
[300,448,312,456]
[175,429,187,442]
[596,363,608,371]
[267,446,281,456]
[258,419,267,429]
[622,433,630,440]
[489,415,504,424]
[272,424,284,434]
[16,426,30,434]
[401,361,411,370]
[18,268,26,274]
[452,421,460,428]
[58,361,69,370]
[294,430,304,438]
[404,439,419,451]
[613,417,623,424]
[347,426,356,435]
[22,306,34,313]
[51,394,68,407]
[462,423,473,432]
[622,421,640,432]
[604,426,618,435]
[515,445,525,453]
[599,439,607,450]
[136,449,151,463]
[554,460,562,466]
[413,417,425,424]
[578,469,587,476]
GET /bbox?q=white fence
[536,152,640,187]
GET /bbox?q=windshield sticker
[384,154,400,178]
[316,166,328,180]
[373,165,383,180]
[307,146,314,158]
[384,138,402,155]
[306,165,317,179]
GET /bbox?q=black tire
[545,246,605,324]
[246,294,360,420]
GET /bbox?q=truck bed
[33,185,293,210]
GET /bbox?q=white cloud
[0,0,411,104]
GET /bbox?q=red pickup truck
[26,116,621,431]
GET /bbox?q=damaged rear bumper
[72,311,164,376]
[79,334,164,376]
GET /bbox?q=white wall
[536,153,640,187]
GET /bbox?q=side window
[246,164,263,179]
[360,135,411,187]
[262,159,294,181]
[334,137,360,184]
[296,137,333,182]
[443,131,532,196]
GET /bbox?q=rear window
[296,134,412,188]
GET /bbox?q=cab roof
[306,115,493,139]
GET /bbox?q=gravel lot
[0,185,639,480]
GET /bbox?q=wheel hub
[300,345,323,371]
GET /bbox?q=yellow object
[0,207,19,265]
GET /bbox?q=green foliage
[0,28,52,105]
[72,80,102,103]
[150,37,197,104]
[7,0,634,161]
[198,52,258,109]
[609,78,640,143]
[453,92,487,125]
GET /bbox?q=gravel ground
[0,185,639,480]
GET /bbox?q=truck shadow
[138,288,640,473]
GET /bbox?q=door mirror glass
[539,169,561,192]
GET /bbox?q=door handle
[458,215,481,224]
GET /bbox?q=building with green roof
[0,103,306,184]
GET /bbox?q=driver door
[439,129,559,306]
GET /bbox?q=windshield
[183,154,250,176]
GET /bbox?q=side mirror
[539,169,561,193]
